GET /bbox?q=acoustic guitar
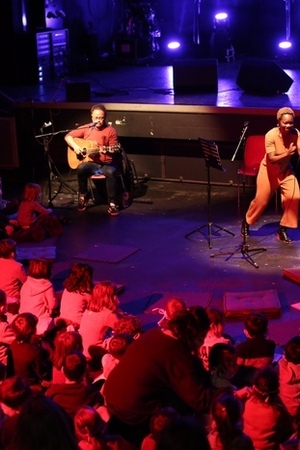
[67,138,121,169]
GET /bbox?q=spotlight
[167,41,181,50]
[214,12,228,22]
[278,40,292,50]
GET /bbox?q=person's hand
[288,142,296,155]
[5,225,14,236]
[73,144,82,155]
[234,386,253,400]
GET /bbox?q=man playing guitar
[65,103,121,215]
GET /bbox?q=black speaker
[236,59,294,94]
[173,59,218,93]
[66,82,91,102]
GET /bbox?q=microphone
[40,121,52,132]
[90,120,100,128]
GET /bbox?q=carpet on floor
[143,291,213,315]
[73,243,140,264]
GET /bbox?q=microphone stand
[35,126,77,208]
[231,121,249,162]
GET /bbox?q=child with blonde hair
[12,182,63,242]
[79,281,123,358]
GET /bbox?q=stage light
[278,40,292,50]
[167,41,181,50]
[214,12,228,22]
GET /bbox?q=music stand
[185,137,235,249]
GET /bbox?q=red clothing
[0,257,27,301]
[103,327,211,425]
[46,382,91,417]
[67,123,119,164]
[17,200,51,228]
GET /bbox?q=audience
[50,330,84,384]
[19,258,58,335]
[6,312,52,391]
[0,290,14,369]
[59,263,94,331]
[199,307,233,371]
[243,367,293,450]
[46,350,103,418]
[208,392,254,450]
[79,281,123,359]
[6,394,79,450]
[0,238,27,305]
[278,336,300,418]
[0,238,299,450]
[235,312,276,387]
[0,376,32,449]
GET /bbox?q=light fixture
[278,40,292,50]
[167,41,181,50]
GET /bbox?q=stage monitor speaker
[173,59,218,93]
[236,59,294,94]
[65,82,91,102]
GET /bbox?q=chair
[237,135,266,210]
[88,148,140,207]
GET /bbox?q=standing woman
[242,107,300,243]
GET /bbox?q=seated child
[235,311,276,387]
[6,312,52,391]
[12,182,63,243]
[19,258,58,335]
[0,376,32,450]
[199,307,233,371]
[0,238,27,305]
[0,289,15,368]
[101,333,133,381]
[243,367,293,450]
[157,297,187,329]
[279,336,300,418]
[141,406,179,450]
[46,350,103,418]
[208,392,254,450]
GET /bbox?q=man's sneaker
[108,203,119,216]
[78,195,88,212]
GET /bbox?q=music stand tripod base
[210,234,267,269]
[185,137,235,249]
[185,222,235,250]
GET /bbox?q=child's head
[12,312,38,342]
[284,336,300,364]
[88,281,119,313]
[149,407,178,440]
[108,334,132,360]
[64,263,94,294]
[253,367,279,402]
[28,258,52,280]
[211,393,243,445]
[208,343,237,378]
[0,376,31,417]
[0,238,17,259]
[63,350,87,382]
[52,330,83,369]
[244,312,268,338]
[206,307,225,338]
[74,405,106,444]
[22,183,41,202]
[113,314,143,339]
[165,297,187,320]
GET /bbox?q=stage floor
[1,58,300,111]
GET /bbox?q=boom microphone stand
[35,124,77,208]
